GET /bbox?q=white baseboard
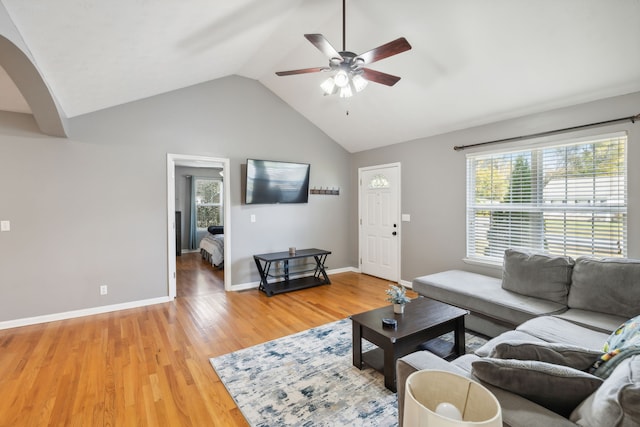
[0,267,370,330]
[0,296,172,331]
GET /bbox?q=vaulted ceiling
[1,0,639,152]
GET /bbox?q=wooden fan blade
[362,68,401,86]
[304,34,343,60]
[276,67,327,76]
[357,37,412,65]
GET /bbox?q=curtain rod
[453,113,639,151]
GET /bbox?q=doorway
[358,163,401,282]
[167,154,231,299]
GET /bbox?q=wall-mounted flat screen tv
[245,159,310,204]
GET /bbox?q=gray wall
[351,91,640,282]
[1,73,637,324]
[0,76,352,322]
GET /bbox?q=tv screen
[245,159,310,204]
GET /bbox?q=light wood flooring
[0,253,413,426]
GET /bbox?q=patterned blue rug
[210,318,487,427]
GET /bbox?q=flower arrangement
[385,284,411,305]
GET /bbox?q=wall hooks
[310,186,340,196]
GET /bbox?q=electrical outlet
[100,285,108,295]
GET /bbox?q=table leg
[352,323,362,369]
[383,344,397,392]
[314,254,331,284]
[454,316,466,356]
[253,257,273,296]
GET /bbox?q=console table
[253,248,331,296]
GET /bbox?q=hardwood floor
[0,254,412,426]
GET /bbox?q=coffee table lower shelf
[361,336,459,374]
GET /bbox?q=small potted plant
[386,284,411,314]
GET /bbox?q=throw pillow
[472,358,603,417]
[568,257,640,318]
[604,315,640,353]
[501,249,574,305]
[570,355,640,427]
[489,340,603,371]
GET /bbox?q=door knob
[392,231,397,236]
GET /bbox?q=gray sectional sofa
[397,250,640,427]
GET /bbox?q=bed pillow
[472,358,603,417]
[489,340,603,371]
[501,249,574,304]
[207,225,224,235]
[570,355,640,427]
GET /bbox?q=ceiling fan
[275,0,412,98]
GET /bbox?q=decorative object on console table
[386,284,411,314]
[253,248,331,296]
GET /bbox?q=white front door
[359,163,400,282]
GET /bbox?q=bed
[199,226,224,268]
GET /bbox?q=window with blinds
[466,132,627,264]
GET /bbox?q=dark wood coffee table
[351,297,469,392]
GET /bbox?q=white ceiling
[1,0,639,152]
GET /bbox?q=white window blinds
[466,133,627,264]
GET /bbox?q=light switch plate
[401,214,411,222]
[0,220,10,231]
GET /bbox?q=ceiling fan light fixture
[320,77,336,95]
[339,84,353,98]
[334,70,350,88]
[352,74,368,92]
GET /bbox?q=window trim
[465,130,628,266]
[194,177,223,229]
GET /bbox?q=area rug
[210,318,487,427]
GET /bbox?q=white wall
[0,76,352,322]
[351,91,640,282]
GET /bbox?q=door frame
[358,162,402,282]
[167,153,231,298]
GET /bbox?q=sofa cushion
[472,358,603,417]
[490,341,603,371]
[502,249,574,305]
[412,270,567,327]
[568,256,640,319]
[570,355,640,427]
[554,309,628,334]
[516,316,611,350]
